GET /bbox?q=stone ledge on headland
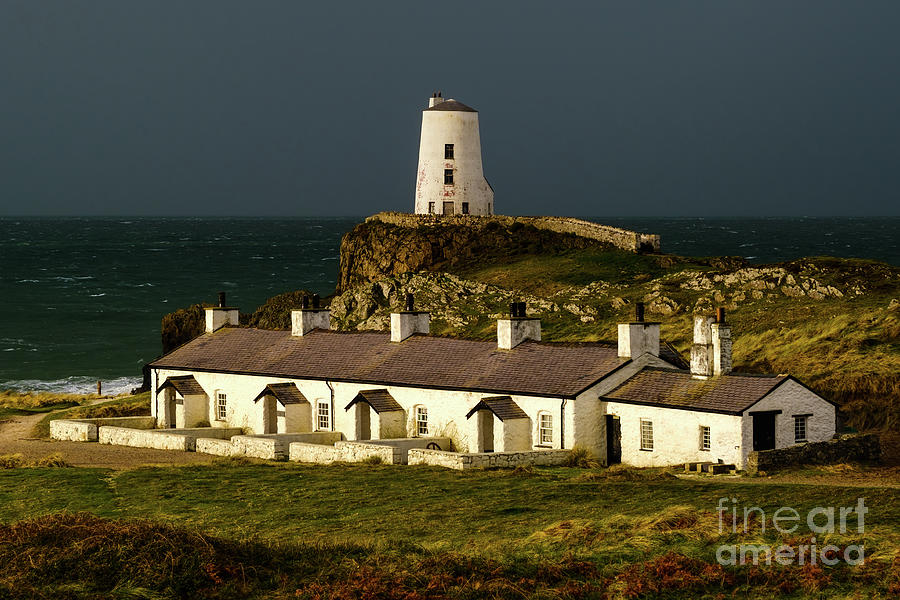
[367,212,661,254]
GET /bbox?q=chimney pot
[301,295,310,309]
[716,307,726,324]
[509,302,517,318]
[218,291,226,308]
[312,294,321,309]
[405,293,414,312]
[635,302,645,323]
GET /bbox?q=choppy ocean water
[1,216,897,393]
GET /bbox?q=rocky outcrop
[337,217,620,293]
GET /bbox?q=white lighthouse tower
[414,92,494,216]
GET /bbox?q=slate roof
[252,382,308,405]
[465,396,528,421]
[425,99,477,112]
[345,389,403,413]
[156,374,206,397]
[149,328,634,398]
[602,367,789,415]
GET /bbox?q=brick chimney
[204,291,239,333]
[291,294,331,336]
[497,301,541,349]
[617,302,660,358]
[391,293,430,342]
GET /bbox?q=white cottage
[414,92,494,216]
[148,297,836,469]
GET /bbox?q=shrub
[362,455,383,465]
[562,446,598,468]
[34,453,70,468]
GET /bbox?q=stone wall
[407,448,572,470]
[289,440,401,464]
[198,432,343,460]
[98,426,243,452]
[358,437,452,464]
[746,433,881,473]
[367,212,661,253]
[195,437,237,456]
[50,416,156,442]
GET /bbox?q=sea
[1,217,897,394]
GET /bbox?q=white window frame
[415,405,428,436]
[216,391,227,421]
[794,415,808,443]
[317,400,331,431]
[700,425,711,451]
[538,412,553,446]
[640,419,654,451]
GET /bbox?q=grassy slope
[0,463,898,598]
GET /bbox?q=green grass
[31,392,151,438]
[0,463,897,598]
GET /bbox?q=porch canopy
[156,375,205,396]
[344,389,403,413]
[465,396,528,421]
[252,382,308,405]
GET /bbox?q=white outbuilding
[414,92,494,216]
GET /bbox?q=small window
[461,202,469,215]
[794,415,808,443]
[317,401,331,431]
[700,425,711,451]
[444,169,454,185]
[640,419,654,451]
[216,392,227,421]
[444,143,454,159]
[416,406,428,436]
[428,201,435,214]
[539,413,553,445]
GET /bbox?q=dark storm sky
[2,1,899,217]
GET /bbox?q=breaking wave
[0,375,142,396]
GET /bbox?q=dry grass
[0,390,96,410]
[0,453,70,469]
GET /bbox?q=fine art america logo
[715,497,867,566]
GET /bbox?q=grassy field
[0,462,897,598]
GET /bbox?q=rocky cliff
[336,217,615,293]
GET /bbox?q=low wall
[368,212,660,254]
[227,432,343,460]
[362,437,452,464]
[289,440,400,464]
[98,426,243,452]
[746,433,881,473]
[408,448,572,470]
[50,416,156,442]
[195,437,237,457]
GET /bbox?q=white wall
[152,368,564,452]
[602,401,744,468]
[571,354,675,457]
[740,379,836,468]
[414,107,493,216]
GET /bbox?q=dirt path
[0,400,214,469]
